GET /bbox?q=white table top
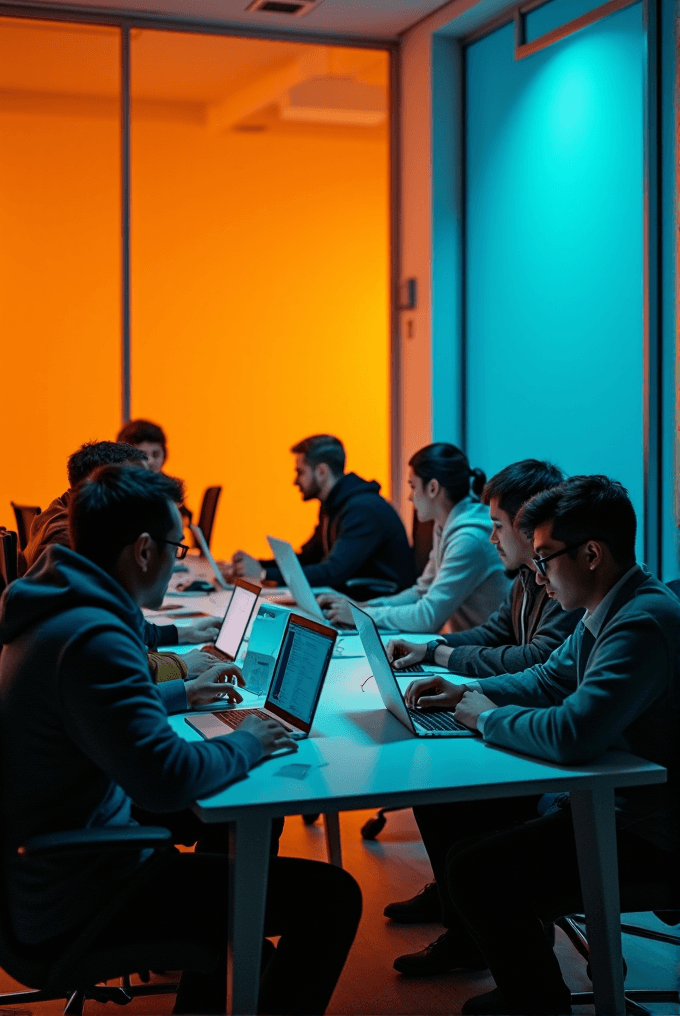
[171,653,666,822]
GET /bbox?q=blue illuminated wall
[461,3,645,552]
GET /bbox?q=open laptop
[202,578,261,663]
[189,523,233,592]
[186,613,337,741]
[266,535,340,626]
[350,604,475,738]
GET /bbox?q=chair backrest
[196,487,222,551]
[412,509,434,577]
[10,503,41,552]
[0,530,19,593]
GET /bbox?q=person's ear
[316,462,330,484]
[426,478,440,500]
[132,533,155,574]
[584,541,604,570]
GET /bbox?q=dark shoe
[384,881,442,923]
[462,987,571,1015]
[393,930,488,976]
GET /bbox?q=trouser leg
[132,806,285,855]
[413,796,540,929]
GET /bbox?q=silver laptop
[186,613,337,741]
[203,578,261,664]
[350,604,475,738]
[266,535,336,624]
[189,523,232,592]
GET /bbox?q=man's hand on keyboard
[317,593,356,627]
[181,615,222,644]
[386,638,426,668]
[404,675,466,711]
[238,715,299,756]
[186,663,245,707]
[454,690,497,732]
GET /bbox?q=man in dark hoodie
[231,434,414,595]
[0,465,361,1015]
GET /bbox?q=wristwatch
[424,638,444,664]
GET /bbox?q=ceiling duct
[280,76,386,126]
[245,0,322,15]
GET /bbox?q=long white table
[170,641,667,1016]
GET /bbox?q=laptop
[189,523,233,592]
[186,612,337,741]
[202,578,261,663]
[266,536,341,626]
[349,604,475,738]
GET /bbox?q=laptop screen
[214,579,261,661]
[265,614,336,733]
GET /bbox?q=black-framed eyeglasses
[154,537,190,560]
[533,541,587,577]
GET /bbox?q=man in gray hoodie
[0,465,361,1015]
[390,476,679,1016]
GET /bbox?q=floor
[1,808,678,1015]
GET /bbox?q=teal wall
[461,3,645,555]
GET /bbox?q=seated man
[22,440,219,661]
[232,434,414,595]
[390,476,679,1016]
[0,465,361,1016]
[383,458,584,923]
[117,418,167,473]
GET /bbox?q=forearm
[446,639,562,678]
[144,621,179,650]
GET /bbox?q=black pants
[414,799,677,1015]
[94,850,361,1015]
[132,806,285,856]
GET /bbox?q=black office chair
[345,576,398,601]
[412,508,434,577]
[195,486,222,551]
[0,529,19,593]
[0,826,219,1015]
[556,881,680,1014]
[10,503,41,552]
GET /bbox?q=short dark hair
[291,435,345,477]
[70,465,184,574]
[117,419,167,456]
[67,441,148,488]
[482,459,565,521]
[519,475,637,568]
[409,443,486,505]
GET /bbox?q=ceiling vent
[245,0,322,15]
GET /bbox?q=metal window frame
[458,0,662,573]
[0,2,401,496]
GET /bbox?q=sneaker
[384,881,442,923]
[393,930,488,976]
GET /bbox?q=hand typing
[186,663,245,707]
[404,675,465,710]
[386,638,426,668]
[237,714,299,756]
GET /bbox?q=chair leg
[63,988,86,1014]
[323,813,343,868]
[360,807,406,840]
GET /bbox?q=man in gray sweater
[385,460,584,925]
[390,476,679,1016]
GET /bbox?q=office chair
[556,880,680,1015]
[345,576,398,600]
[10,503,41,552]
[195,486,222,551]
[0,529,19,592]
[0,826,219,1015]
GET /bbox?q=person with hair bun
[320,443,509,633]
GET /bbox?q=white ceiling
[20,0,456,40]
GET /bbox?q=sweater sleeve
[261,523,325,585]
[445,596,582,677]
[365,531,494,634]
[143,621,179,650]
[480,616,670,764]
[58,627,263,812]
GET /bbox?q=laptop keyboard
[213,708,273,730]
[407,708,468,732]
[394,663,424,674]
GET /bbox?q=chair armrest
[18,826,173,857]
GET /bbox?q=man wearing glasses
[391,475,679,1016]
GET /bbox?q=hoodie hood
[0,544,144,647]
[325,472,381,513]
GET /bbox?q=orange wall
[0,29,390,560]
[130,118,389,560]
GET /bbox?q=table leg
[570,786,625,1016]
[227,814,272,1016]
[323,812,343,867]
